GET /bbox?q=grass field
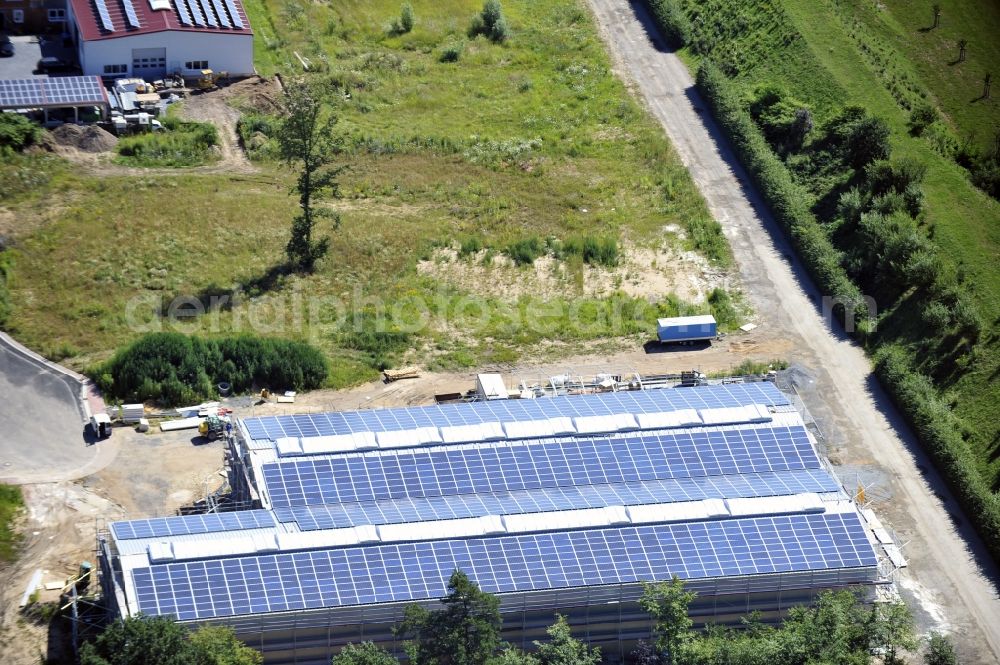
[0,0,733,388]
[0,484,22,562]
[840,0,999,153]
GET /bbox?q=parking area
[0,34,76,79]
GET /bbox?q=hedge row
[96,332,328,405]
[694,62,867,324]
[644,0,692,48]
[874,347,1000,563]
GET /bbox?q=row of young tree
[79,572,959,665]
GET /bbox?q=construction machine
[194,69,229,91]
[198,415,226,441]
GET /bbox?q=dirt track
[584,0,1000,660]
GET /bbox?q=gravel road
[584,0,1000,659]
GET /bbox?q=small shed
[476,373,509,401]
[0,77,110,123]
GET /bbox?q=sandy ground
[583,0,1000,661]
[418,238,731,304]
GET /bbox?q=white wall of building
[78,30,254,78]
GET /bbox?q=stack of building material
[384,367,419,382]
[121,404,144,424]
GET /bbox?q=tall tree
[534,615,601,665]
[278,78,343,272]
[639,576,696,665]
[932,4,941,29]
[397,570,503,665]
[190,625,262,665]
[868,602,918,665]
[924,633,959,665]
[957,39,968,63]
[331,642,400,665]
[79,615,195,665]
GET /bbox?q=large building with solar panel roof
[99,382,894,664]
[65,0,253,80]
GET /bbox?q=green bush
[0,483,23,562]
[643,0,692,47]
[504,236,545,265]
[339,311,414,371]
[116,120,218,167]
[707,288,739,328]
[458,236,484,258]
[470,0,510,43]
[695,62,867,325]
[97,332,328,404]
[558,235,619,267]
[908,103,939,136]
[0,250,13,328]
[874,346,1000,564]
[439,41,464,63]
[0,114,41,153]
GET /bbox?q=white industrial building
[65,0,253,80]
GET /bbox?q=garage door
[132,48,166,79]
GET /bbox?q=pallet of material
[159,417,204,432]
[384,367,419,382]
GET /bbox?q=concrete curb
[0,331,99,421]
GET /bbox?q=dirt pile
[50,124,118,153]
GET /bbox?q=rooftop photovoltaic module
[130,512,878,621]
[243,383,790,441]
[275,468,841,531]
[260,424,819,507]
[0,77,107,109]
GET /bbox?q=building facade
[65,0,252,79]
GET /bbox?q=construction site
[22,362,897,665]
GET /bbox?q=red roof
[71,0,252,41]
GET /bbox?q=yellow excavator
[194,69,229,91]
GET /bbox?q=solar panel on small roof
[0,78,106,110]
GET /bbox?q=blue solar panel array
[223,0,244,28]
[93,0,115,32]
[262,425,818,508]
[174,0,193,25]
[111,511,276,541]
[131,512,877,620]
[121,0,141,28]
[243,383,789,442]
[275,469,840,531]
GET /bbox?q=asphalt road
[584,0,1000,660]
[0,339,111,484]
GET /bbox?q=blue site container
[656,315,717,343]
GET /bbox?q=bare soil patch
[418,239,730,304]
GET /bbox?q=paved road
[0,337,115,485]
[585,0,1000,660]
